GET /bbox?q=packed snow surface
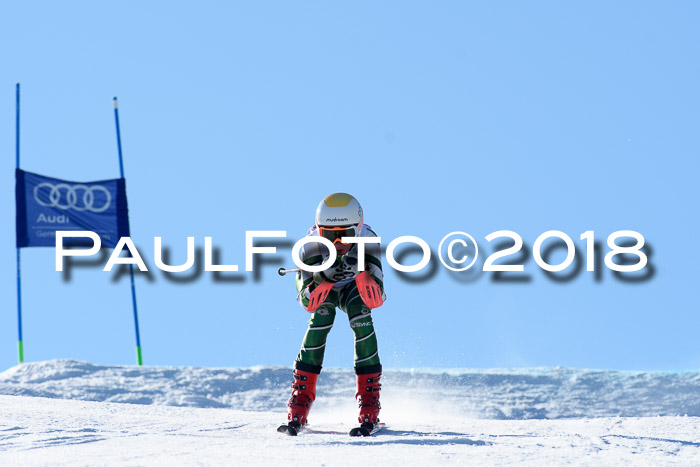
[0,360,698,465]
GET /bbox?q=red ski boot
[286,365,320,427]
[355,365,382,425]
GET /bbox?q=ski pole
[278,267,301,276]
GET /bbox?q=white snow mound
[1,359,699,419]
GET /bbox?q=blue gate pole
[113,97,143,366]
[15,83,24,364]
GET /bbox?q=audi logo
[33,183,112,213]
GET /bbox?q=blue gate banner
[15,169,130,248]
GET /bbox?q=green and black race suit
[294,224,385,370]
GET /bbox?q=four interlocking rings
[33,183,112,213]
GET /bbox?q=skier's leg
[295,296,338,368]
[339,284,380,368]
[339,284,382,424]
[287,291,339,425]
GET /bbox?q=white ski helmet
[315,193,364,228]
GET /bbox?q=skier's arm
[296,240,334,311]
[365,250,385,296]
[357,229,386,308]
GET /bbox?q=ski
[277,422,305,436]
[349,422,385,437]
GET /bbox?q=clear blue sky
[1,2,698,371]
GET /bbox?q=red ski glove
[355,271,383,309]
[306,280,334,312]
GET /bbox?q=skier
[280,193,386,436]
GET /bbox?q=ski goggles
[318,225,359,244]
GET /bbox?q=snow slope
[0,360,699,465]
